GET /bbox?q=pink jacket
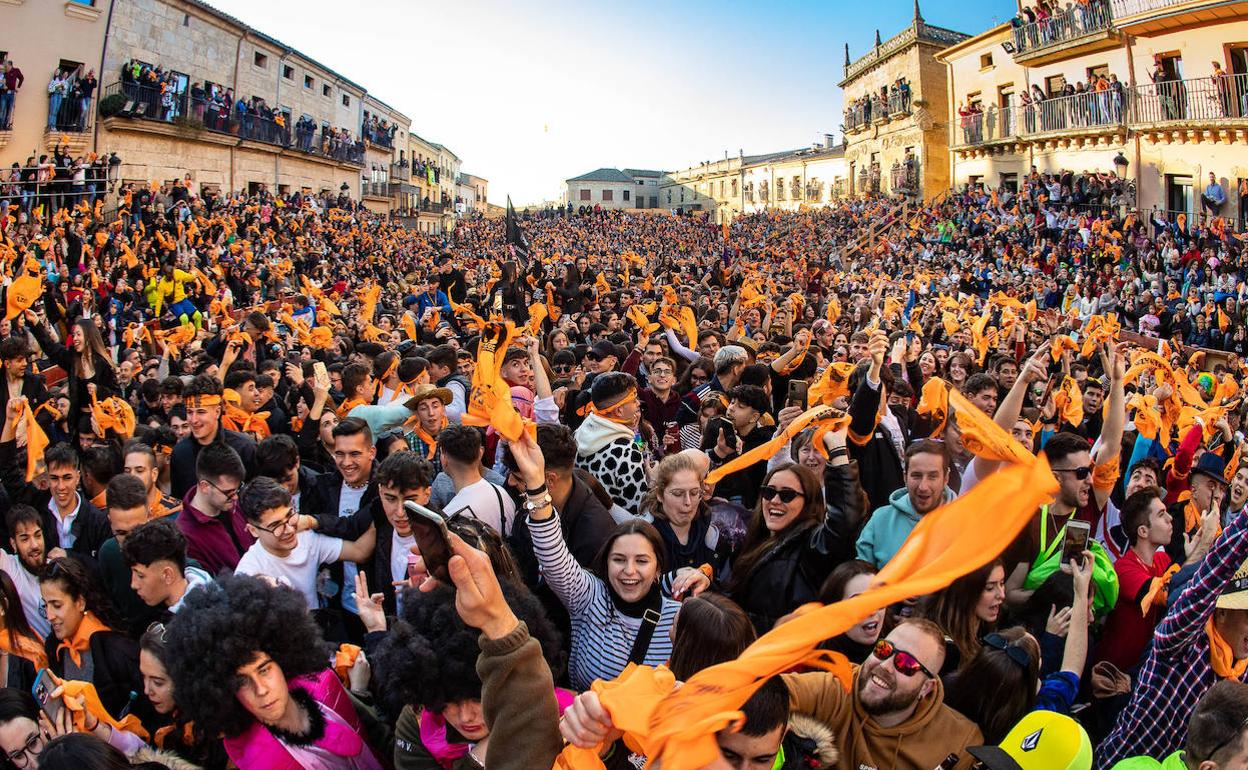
[224,669,380,770]
[417,688,577,768]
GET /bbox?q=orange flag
[806,362,856,407]
[629,458,1060,770]
[527,302,548,337]
[462,322,536,443]
[825,296,841,326]
[1053,376,1085,427]
[400,314,419,341]
[5,260,41,321]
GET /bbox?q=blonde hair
[640,451,706,522]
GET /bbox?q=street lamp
[1113,152,1129,179]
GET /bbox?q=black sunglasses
[759,486,804,504]
[982,633,1032,670]
[1053,465,1093,480]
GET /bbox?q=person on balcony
[1202,172,1227,216]
[0,60,23,131]
[47,70,69,130]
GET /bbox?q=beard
[858,667,919,717]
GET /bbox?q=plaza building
[939,0,1248,222]
[659,139,848,223]
[841,3,969,200]
[564,168,665,211]
[456,172,489,214]
[0,0,481,217]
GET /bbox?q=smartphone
[787,379,809,409]
[1061,520,1091,567]
[312,361,330,391]
[403,501,453,584]
[32,669,61,723]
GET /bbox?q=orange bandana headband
[578,389,638,423]
[185,394,223,409]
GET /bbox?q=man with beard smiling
[856,440,955,569]
[0,505,51,638]
[781,618,983,769]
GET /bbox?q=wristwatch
[523,493,553,512]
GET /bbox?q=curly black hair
[162,573,331,738]
[371,582,564,716]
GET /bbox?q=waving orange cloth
[949,389,1034,464]
[56,675,149,740]
[527,302,548,337]
[916,377,949,438]
[5,261,41,321]
[559,457,1059,770]
[14,400,48,482]
[463,322,536,443]
[1053,376,1085,427]
[705,406,850,486]
[554,665,678,769]
[807,362,856,408]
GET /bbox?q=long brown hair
[668,593,756,681]
[728,464,825,591]
[73,318,114,376]
[920,557,1003,663]
[944,626,1041,743]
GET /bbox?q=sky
[205,0,1017,206]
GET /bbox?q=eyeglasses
[254,509,299,535]
[1052,465,1094,481]
[6,730,41,767]
[872,639,935,678]
[665,488,703,502]
[553,364,574,373]
[649,367,674,377]
[145,621,168,643]
[759,486,804,504]
[206,478,242,500]
[982,633,1032,670]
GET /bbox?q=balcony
[1010,0,1117,65]
[954,74,1248,153]
[889,90,912,116]
[99,81,365,167]
[1110,0,1248,34]
[363,181,390,199]
[390,162,411,181]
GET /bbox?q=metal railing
[363,181,390,198]
[889,89,912,115]
[390,162,411,181]
[1109,0,1198,17]
[363,126,394,148]
[102,81,365,165]
[1011,0,1112,55]
[845,103,872,131]
[1129,73,1248,123]
[48,93,94,133]
[0,93,13,130]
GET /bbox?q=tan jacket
[782,667,983,770]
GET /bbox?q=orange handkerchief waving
[463,322,536,443]
[705,405,849,486]
[916,377,950,438]
[553,665,677,770]
[59,678,150,741]
[639,458,1059,769]
[6,259,42,321]
[14,399,48,481]
[948,389,1034,464]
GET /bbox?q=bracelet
[827,447,848,459]
[525,483,548,497]
[523,493,553,511]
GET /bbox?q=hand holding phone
[787,379,809,410]
[312,361,330,392]
[404,501,453,585]
[32,669,62,724]
[1061,520,1091,568]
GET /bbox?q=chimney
[875,29,882,48]
[824,133,836,148]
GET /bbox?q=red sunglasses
[872,639,935,678]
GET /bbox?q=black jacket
[729,462,866,634]
[44,627,147,720]
[314,496,399,615]
[0,440,108,560]
[29,321,118,441]
[304,470,378,614]
[169,429,257,500]
[847,377,905,513]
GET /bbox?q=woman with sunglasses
[163,573,386,770]
[39,557,146,722]
[728,444,865,633]
[641,452,731,582]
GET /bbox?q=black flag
[505,196,529,262]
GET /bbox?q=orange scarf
[337,396,367,419]
[1208,616,1248,679]
[56,612,109,668]
[410,417,447,460]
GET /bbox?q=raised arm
[1092,343,1126,509]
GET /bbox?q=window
[649,196,657,208]
[967,90,983,109]
[980,53,994,69]
[342,94,350,107]
[1044,74,1066,97]
[579,189,591,201]
[623,190,630,201]
[253,51,268,68]
[282,65,294,80]
[731,178,738,196]
[323,84,331,97]
[183,13,190,26]
[304,75,314,89]
[666,190,672,204]
[602,190,613,202]
[1086,63,1108,81]
[69,0,95,5]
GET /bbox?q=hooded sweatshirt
[782,668,983,770]
[573,413,648,516]
[855,486,957,569]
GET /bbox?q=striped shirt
[529,513,679,691]
[1095,507,1248,769]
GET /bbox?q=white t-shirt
[0,550,50,638]
[338,484,368,615]
[390,530,416,614]
[444,478,516,537]
[235,531,344,610]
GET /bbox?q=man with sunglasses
[235,476,375,612]
[178,441,255,575]
[782,618,983,769]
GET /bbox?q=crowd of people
[1010,0,1111,52]
[0,170,1242,770]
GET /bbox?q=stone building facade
[841,3,968,200]
[938,0,1248,222]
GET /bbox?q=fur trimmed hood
[786,712,838,768]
